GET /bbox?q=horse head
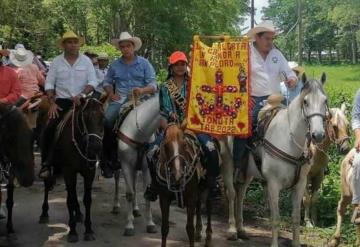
[0,104,34,187]
[300,73,328,144]
[160,123,190,191]
[328,104,351,154]
[76,97,105,160]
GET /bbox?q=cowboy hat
[97,52,109,60]
[111,32,142,51]
[247,21,277,38]
[57,31,84,48]
[288,61,305,75]
[9,48,34,67]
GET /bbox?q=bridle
[71,98,104,163]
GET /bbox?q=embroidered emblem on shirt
[272,57,278,63]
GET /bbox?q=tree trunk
[307,50,311,63]
[318,50,322,63]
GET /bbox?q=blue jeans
[104,101,124,129]
[233,95,269,167]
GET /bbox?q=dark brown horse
[39,97,104,242]
[0,103,35,234]
[157,124,214,247]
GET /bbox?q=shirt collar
[119,55,139,65]
[61,53,82,67]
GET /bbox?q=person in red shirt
[0,49,21,104]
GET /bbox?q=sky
[243,0,269,33]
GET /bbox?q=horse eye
[303,99,308,106]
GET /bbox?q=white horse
[235,73,328,247]
[113,96,160,236]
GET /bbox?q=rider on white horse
[144,51,220,202]
[233,21,297,177]
[100,32,157,178]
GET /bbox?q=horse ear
[341,103,347,114]
[301,73,308,88]
[321,72,326,85]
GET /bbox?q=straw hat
[288,61,305,75]
[247,21,277,38]
[98,52,109,60]
[111,32,142,51]
[57,31,84,48]
[9,48,34,67]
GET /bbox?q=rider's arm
[102,65,116,96]
[143,59,157,93]
[159,85,173,121]
[0,69,21,104]
[46,90,56,105]
[86,60,99,91]
[278,51,297,87]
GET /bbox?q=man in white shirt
[233,21,297,176]
[39,31,98,179]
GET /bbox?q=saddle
[256,94,285,140]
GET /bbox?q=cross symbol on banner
[196,69,242,119]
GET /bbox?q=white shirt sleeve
[278,51,297,81]
[86,62,99,89]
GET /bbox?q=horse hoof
[67,233,79,243]
[39,215,49,224]
[124,228,135,236]
[195,233,202,242]
[227,232,238,241]
[76,213,84,223]
[237,230,249,240]
[111,206,120,215]
[7,232,17,241]
[84,232,96,241]
[133,209,141,218]
[146,225,157,234]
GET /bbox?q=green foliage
[80,43,121,62]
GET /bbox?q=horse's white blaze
[172,141,181,181]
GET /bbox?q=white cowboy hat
[9,48,34,67]
[97,52,109,60]
[288,61,305,74]
[247,20,277,38]
[111,32,142,51]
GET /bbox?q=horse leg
[39,179,51,224]
[291,177,308,247]
[235,177,251,240]
[123,164,136,236]
[111,170,121,214]
[6,178,14,234]
[75,195,83,223]
[83,170,96,241]
[310,190,320,226]
[159,194,170,247]
[142,159,156,233]
[195,197,202,242]
[220,157,237,240]
[205,190,213,247]
[64,172,79,243]
[328,195,351,247]
[186,203,196,247]
[132,170,141,217]
[302,182,313,227]
[267,180,280,247]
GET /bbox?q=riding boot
[144,159,160,202]
[100,127,116,178]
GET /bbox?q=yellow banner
[186,36,251,137]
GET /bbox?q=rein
[71,98,103,163]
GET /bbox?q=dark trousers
[40,98,73,164]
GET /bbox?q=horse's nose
[311,131,325,143]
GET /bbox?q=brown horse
[157,124,214,247]
[0,103,34,234]
[39,97,104,242]
[303,105,351,227]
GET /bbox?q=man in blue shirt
[280,61,304,105]
[101,32,157,178]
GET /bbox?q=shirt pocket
[75,66,88,82]
[56,67,69,81]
